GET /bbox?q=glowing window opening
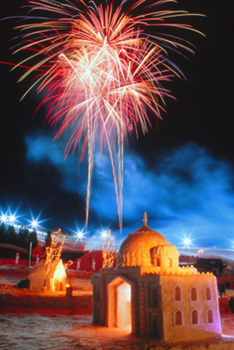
[190,286,198,301]
[174,310,183,326]
[174,286,182,301]
[205,286,212,301]
[191,309,199,325]
[207,309,214,324]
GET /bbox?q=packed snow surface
[0,313,234,350]
[1,267,234,349]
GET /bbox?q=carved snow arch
[107,275,135,333]
[206,308,214,323]
[190,286,198,301]
[173,309,183,325]
[205,286,212,301]
[191,309,199,325]
[173,285,182,301]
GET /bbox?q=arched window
[165,258,172,268]
[174,286,182,301]
[205,286,212,301]
[191,309,198,325]
[174,310,183,325]
[152,289,158,306]
[207,309,213,323]
[151,247,160,267]
[190,287,198,301]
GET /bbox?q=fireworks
[8,0,204,230]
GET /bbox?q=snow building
[28,259,66,292]
[91,213,221,342]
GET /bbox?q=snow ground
[1,267,234,349]
[0,313,234,350]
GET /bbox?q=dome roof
[116,213,171,268]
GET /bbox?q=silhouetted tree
[26,230,38,250]
[45,230,52,248]
[0,223,7,243]
[17,227,30,249]
[6,225,17,246]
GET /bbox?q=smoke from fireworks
[7,0,204,230]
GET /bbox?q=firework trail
[7,0,204,230]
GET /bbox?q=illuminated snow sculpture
[28,229,67,292]
[101,230,115,268]
[28,258,67,292]
[91,213,221,342]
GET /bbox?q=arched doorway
[108,277,132,332]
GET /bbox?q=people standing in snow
[228,297,234,313]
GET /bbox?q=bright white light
[181,235,193,248]
[76,231,85,240]
[30,219,39,230]
[0,213,8,224]
[101,230,108,239]
[0,209,19,226]
[28,213,43,231]
[9,214,16,225]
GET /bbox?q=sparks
[6,0,204,230]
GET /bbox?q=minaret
[143,212,148,226]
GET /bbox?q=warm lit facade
[28,259,67,292]
[91,214,221,342]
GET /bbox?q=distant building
[73,250,117,272]
[91,213,221,342]
[195,258,225,276]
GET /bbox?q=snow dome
[116,212,179,270]
[92,213,222,341]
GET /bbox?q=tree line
[0,223,38,250]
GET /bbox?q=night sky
[0,0,233,249]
